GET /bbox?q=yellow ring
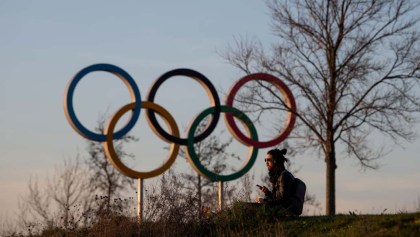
[103,101,180,179]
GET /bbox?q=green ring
[186,105,259,181]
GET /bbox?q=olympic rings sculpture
[64,63,296,181]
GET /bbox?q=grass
[281,213,420,237]
[4,203,420,236]
[206,203,420,237]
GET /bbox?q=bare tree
[236,173,255,203]
[47,154,89,227]
[18,155,88,232]
[85,116,138,212]
[173,121,241,217]
[224,0,420,215]
[144,170,197,223]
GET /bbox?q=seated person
[256,148,299,215]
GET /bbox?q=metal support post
[218,181,224,212]
[137,178,143,224]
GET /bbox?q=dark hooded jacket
[264,166,295,211]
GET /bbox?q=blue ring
[64,63,141,141]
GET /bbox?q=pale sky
[1,0,419,223]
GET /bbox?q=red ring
[224,73,296,148]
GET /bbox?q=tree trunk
[325,139,336,215]
[107,179,112,209]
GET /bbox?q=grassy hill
[228,212,420,236]
[205,203,420,236]
[283,213,420,236]
[7,204,420,236]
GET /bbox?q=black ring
[146,68,221,145]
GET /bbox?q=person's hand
[256,185,270,196]
[255,197,264,203]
